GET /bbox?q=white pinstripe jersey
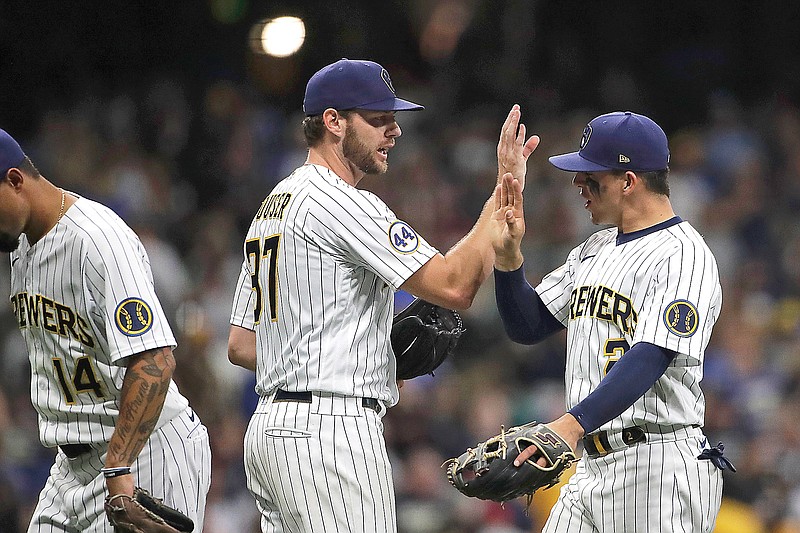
[230,164,438,406]
[536,217,721,432]
[9,196,188,448]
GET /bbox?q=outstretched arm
[401,107,538,310]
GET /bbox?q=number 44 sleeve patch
[388,221,420,254]
[663,299,699,337]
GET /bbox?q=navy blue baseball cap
[303,58,424,116]
[0,129,25,177]
[549,111,669,172]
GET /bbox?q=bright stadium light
[251,16,306,58]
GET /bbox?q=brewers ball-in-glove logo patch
[115,298,154,336]
[663,299,699,337]
[389,221,419,254]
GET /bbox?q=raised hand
[497,104,540,190]
[492,172,525,271]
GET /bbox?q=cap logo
[619,154,631,164]
[579,125,592,149]
[381,68,396,95]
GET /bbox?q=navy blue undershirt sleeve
[568,342,677,434]
[494,265,565,344]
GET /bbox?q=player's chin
[362,159,389,175]
[0,233,21,253]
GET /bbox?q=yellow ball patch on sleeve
[115,298,154,336]
[662,300,699,337]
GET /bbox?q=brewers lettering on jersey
[0,128,211,532]
[227,58,539,532]
[492,112,733,532]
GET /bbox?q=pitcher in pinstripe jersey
[0,129,211,532]
[493,112,734,532]
[227,59,539,532]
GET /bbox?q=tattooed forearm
[105,346,176,468]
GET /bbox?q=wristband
[101,466,131,478]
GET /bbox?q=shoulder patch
[115,298,154,336]
[388,221,420,254]
[663,300,699,337]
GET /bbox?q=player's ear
[622,172,635,193]
[322,109,345,138]
[4,167,24,189]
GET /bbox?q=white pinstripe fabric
[244,395,395,533]
[536,219,723,531]
[231,163,435,532]
[543,431,722,532]
[11,196,210,532]
[536,221,721,432]
[10,196,188,447]
[230,164,438,407]
[27,407,211,532]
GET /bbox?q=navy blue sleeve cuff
[494,264,564,344]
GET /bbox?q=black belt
[60,443,93,459]
[583,427,646,458]
[274,389,381,413]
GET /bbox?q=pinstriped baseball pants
[244,392,396,533]
[543,428,723,532]
[27,407,211,532]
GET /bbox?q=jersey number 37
[246,235,281,324]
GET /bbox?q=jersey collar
[616,216,683,245]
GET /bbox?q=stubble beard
[343,126,387,175]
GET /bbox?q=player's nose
[387,121,401,138]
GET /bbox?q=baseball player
[0,129,211,532]
[227,58,538,532]
[493,112,733,532]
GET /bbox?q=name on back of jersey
[255,192,293,221]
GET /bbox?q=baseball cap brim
[356,97,424,112]
[548,152,613,172]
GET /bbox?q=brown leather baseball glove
[104,487,194,532]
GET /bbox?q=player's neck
[618,196,675,234]
[305,147,363,187]
[24,180,66,246]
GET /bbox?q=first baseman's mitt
[391,298,464,380]
[105,487,194,532]
[443,422,576,503]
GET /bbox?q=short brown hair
[18,156,42,178]
[301,110,354,148]
[613,167,670,196]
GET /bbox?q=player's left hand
[492,172,525,271]
[514,413,584,467]
[497,104,540,191]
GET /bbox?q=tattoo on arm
[106,346,176,467]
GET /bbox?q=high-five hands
[492,173,525,271]
[497,104,539,190]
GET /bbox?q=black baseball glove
[105,487,194,532]
[391,298,464,380]
[443,422,576,503]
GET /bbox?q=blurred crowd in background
[2,1,800,532]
